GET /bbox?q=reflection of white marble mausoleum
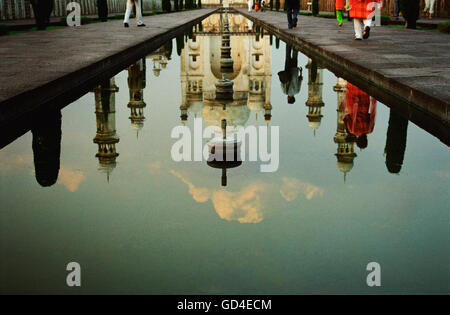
[179,14,272,131]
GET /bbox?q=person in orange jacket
[342,83,377,149]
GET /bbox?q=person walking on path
[348,0,382,40]
[424,0,436,19]
[278,45,303,104]
[286,0,300,29]
[336,0,347,27]
[30,0,54,30]
[124,0,146,27]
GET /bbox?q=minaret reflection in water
[305,58,324,137]
[333,77,357,182]
[93,78,120,182]
[179,12,272,186]
[127,58,147,138]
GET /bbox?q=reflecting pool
[0,13,449,294]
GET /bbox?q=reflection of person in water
[342,83,376,149]
[278,45,303,104]
[176,34,185,57]
[31,109,62,187]
[384,109,408,174]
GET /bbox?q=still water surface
[0,13,449,294]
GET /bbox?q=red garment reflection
[342,83,377,137]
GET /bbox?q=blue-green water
[0,13,449,294]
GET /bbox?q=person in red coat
[348,0,382,40]
[342,83,377,149]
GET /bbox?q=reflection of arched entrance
[210,37,243,81]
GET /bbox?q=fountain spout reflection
[177,12,272,186]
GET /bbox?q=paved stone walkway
[238,9,450,128]
[0,9,215,124]
[0,11,153,28]
[295,10,449,26]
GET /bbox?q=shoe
[124,23,129,28]
[138,24,146,27]
[293,18,297,27]
[288,25,293,29]
[363,26,370,39]
[354,37,362,40]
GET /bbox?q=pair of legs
[424,0,436,19]
[287,7,299,29]
[393,0,399,18]
[30,0,54,30]
[353,18,372,40]
[248,0,253,12]
[97,0,108,22]
[335,0,346,26]
[336,10,344,26]
[124,0,144,26]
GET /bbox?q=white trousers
[124,0,144,25]
[424,0,435,14]
[248,0,253,12]
[354,18,372,39]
